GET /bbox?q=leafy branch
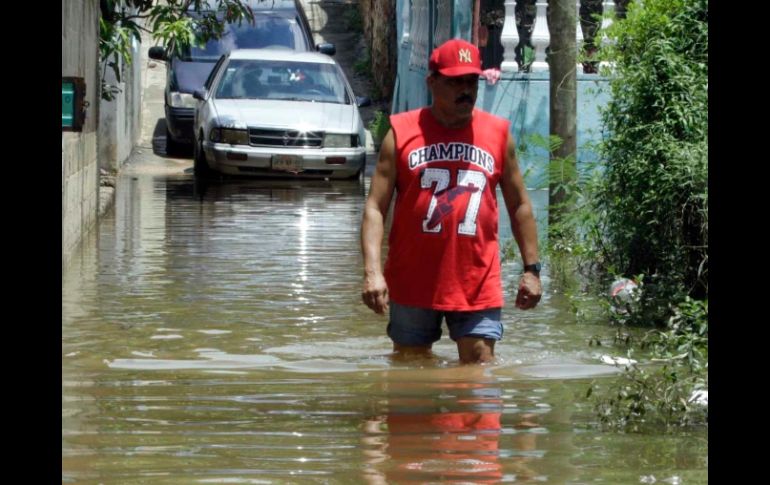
[99,0,256,100]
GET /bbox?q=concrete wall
[475,73,610,187]
[98,35,143,172]
[62,0,101,267]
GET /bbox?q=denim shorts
[387,302,503,346]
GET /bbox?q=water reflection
[361,365,567,483]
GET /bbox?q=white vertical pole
[531,0,550,71]
[500,0,520,71]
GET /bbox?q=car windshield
[214,59,351,105]
[178,15,304,61]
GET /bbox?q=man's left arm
[499,132,542,310]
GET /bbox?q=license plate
[271,155,303,172]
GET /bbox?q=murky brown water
[62,165,707,483]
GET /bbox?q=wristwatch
[523,262,542,276]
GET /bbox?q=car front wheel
[193,135,215,179]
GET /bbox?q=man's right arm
[361,128,397,314]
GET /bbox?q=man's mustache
[456,94,474,103]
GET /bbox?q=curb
[98,169,117,219]
[98,184,115,219]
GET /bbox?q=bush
[576,0,709,431]
[591,298,708,430]
[343,5,363,33]
[368,110,391,148]
[589,0,708,326]
[353,48,374,85]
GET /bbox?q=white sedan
[192,49,370,179]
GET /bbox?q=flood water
[62,163,707,483]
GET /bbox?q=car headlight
[209,128,249,145]
[324,133,352,148]
[169,92,197,109]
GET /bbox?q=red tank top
[385,108,510,311]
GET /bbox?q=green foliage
[99,15,139,100]
[521,45,535,71]
[527,0,709,326]
[526,0,709,430]
[343,5,363,33]
[642,297,708,371]
[517,133,606,292]
[500,237,518,263]
[353,49,372,79]
[368,110,391,147]
[99,0,255,101]
[592,364,707,431]
[589,0,708,325]
[591,298,708,430]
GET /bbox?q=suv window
[177,14,310,61]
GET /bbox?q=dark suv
[149,0,334,153]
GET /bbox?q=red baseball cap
[429,39,483,77]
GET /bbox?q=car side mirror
[193,89,206,101]
[148,46,166,61]
[317,43,336,56]
[356,96,371,108]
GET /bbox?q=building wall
[98,35,143,172]
[63,0,144,266]
[475,72,610,187]
[62,0,101,267]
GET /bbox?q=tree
[99,0,255,100]
[547,0,577,235]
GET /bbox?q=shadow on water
[151,117,193,159]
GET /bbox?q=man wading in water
[361,39,542,364]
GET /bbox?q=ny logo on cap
[458,48,472,63]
